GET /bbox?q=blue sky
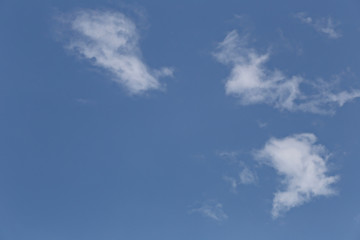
[1,0,360,239]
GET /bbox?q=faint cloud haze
[355,214,360,224]
[294,12,342,39]
[239,167,257,185]
[190,200,228,222]
[218,150,257,192]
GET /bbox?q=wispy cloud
[257,120,268,128]
[58,10,173,95]
[239,167,257,185]
[255,133,339,218]
[214,30,360,114]
[223,176,239,192]
[216,150,241,163]
[218,151,257,192]
[223,167,257,193]
[190,200,228,222]
[294,12,342,39]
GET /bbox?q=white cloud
[60,10,173,95]
[190,200,228,222]
[294,12,342,39]
[214,31,360,114]
[255,133,339,218]
[239,167,257,185]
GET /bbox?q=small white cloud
[255,133,339,218]
[190,200,228,222]
[239,167,257,185]
[294,12,342,39]
[214,30,360,114]
[59,10,173,95]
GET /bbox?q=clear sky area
[1,0,360,239]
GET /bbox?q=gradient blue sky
[1,0,360,239]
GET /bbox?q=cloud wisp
[190,200,228,222]
[59,10,173,95]
[294,12,342,39]
[218,151,257,192]
[223,167,257,192]
[255,133,339,218]
[214,31,360,114]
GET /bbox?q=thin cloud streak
[190,200,228,222]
